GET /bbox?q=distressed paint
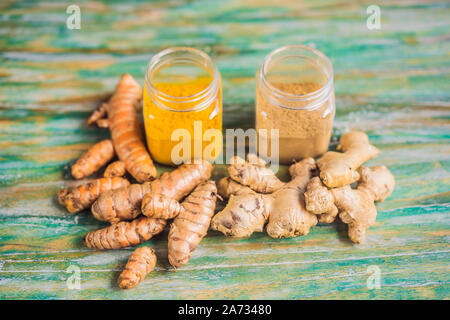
[0,0,449,299]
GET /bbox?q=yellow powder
[256,82,334,164]
[143,77,222,166]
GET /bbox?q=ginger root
[317,131,380,188]
[103,74,156,182]
[57,177,129,214]
[212,155,318,238]
[118,247,156,289]
[71,139,115,179]
[168,181,217,269]
[84,216,166,250]
[91,160,212,224]
[305,165,395,243]
[104,160,126,178]
[212,178,269,237]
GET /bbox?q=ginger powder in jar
[144,47,222,166]
[256,45,335,164]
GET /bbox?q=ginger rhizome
[317,131,380,188]
[211,155,318,238]
[104,161,126,178]
[168,181,217,269]
[227,156,284,193]
[118,247,156,289]
[71,139,115,179]
[305,166,395,243]
[91,160,212,224]
[103,74,156,182]
[84,216,166,250]
[57,177,129,214]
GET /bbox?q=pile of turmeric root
[57,74,395,290]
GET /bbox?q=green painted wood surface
[0,0,449,300]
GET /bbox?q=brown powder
[256,82,334,164]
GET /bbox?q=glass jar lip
[259,44,334,103]
[145,46,220,105]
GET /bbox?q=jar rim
[259,44,334,108]
[145,47,220,112]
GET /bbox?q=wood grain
[0,0,449,299]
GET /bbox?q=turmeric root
[212,155,318,238]
[84,216,166,250]
[91,160,212,223]
[304,166,395,243]
[104,161,126,178]
[57,177,129,214]
[317,131,380,188]
[168,181,217,269]
[228,155,284,193]
[265,158,318,238]
[86,103,107,127]
[103,74,156,182]
[118,247,156,289]
[71,139,115,179]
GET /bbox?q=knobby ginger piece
[71,139,115,179]
[265,157,318,238]
[118,247,156,289]
[84,216,166,250]
[104,74,156,182]
[168,181,217,269]
[57,177,129,214]
[212,155,318,239]
[228,155,284,193]
[91,160,212,223]
[317,131,380,188]
[304,165,395,243]
[104,160,126,178]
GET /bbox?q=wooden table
[0,0,449,300]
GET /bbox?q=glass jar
[256,44,335,164]
[143,47,222,166]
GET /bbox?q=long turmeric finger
[141,193,185,219]
[84,216,166,250]
[168,181,217,269]
[118,247,156,289]
[57,177,129,214]
[228,155,284,193]
[105,74,156,182]
[71,140,115,179]
[104,160,126,178]
[91,160,212,224]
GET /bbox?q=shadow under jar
[256,45,335,164]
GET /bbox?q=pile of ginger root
[212,130,395,244]
[57,74,395,290]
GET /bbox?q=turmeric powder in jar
[143,47,222,165]
[256,45,335,164]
